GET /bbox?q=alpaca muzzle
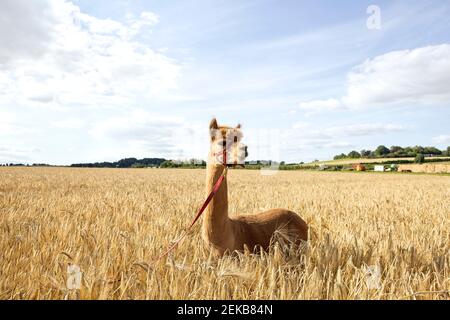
[214,141,248,167]
[210,126,248,167]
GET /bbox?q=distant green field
[302,157,450,166]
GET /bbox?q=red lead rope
[153,166,228,262]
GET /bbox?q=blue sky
[1,0,450,164]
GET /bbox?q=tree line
[70,158,166,168]
[70,158,275,168]
[3,146,449,168]
[334,145,450,160]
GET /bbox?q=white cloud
[0,0,181,110]
[432,135,450,145]
[283,122,405,155]
[52,118,85,129]
[292,122,405,137]
[0,111,38,162]
[0,1,184,163]
[0,111,33,136]
[297,44,450,113]
[297,98,342,116]
[325,123,405,136]
[323,141,354,149]
[0,111,14,124]
[0,146,41,163]
[0,0,54,64]
[91,109,183,140]
[89,109,208,160]
[125,12,160,37]
[344,44,450,107]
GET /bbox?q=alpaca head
[208,118,248,166]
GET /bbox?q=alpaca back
[231,209,308,251]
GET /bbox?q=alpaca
[201,118,308,257]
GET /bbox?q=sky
[1,0,450,165]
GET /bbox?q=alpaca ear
[209,118,219,140]
[209,118,219,130]
[236,123,241,129]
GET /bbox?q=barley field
[0,167,449,300]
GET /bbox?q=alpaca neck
[203,163,229,237]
